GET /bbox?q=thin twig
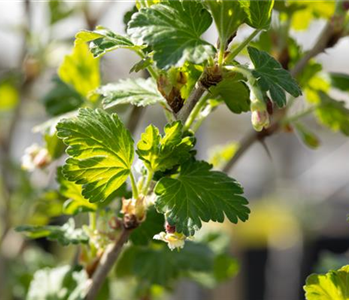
[175,83,206,124]
[85,227,132,300]
[223,17,344,174]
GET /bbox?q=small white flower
[153,231,188,251]
[21,144,51,171]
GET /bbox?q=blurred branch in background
[223,11,347,174]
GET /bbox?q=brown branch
[223,17,345,174]
[85,227,132,300]
[222,124,279,173]
[175,83,206,124]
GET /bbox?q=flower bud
[121,196,146,224]
[21,144,51,171]
[250,100,270,132]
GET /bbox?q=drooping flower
[153,231,188,251]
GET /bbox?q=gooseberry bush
[16,0,349,299]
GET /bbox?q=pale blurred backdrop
[0,1,348,300]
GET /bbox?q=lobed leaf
[248,46,302,107]
[57,168,97,215]
[58,43,100,99]
[99,78,166,109]
[155,160,250,236]
[304,265,349,300]
[75,26,136,58]
[137,121,195,172]
[127,0,215,69]
[315,93,349,136]
[56,108,134,203]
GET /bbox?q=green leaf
[49,0,74,25]
[304,265,349,300]
[130,207,164,246]
[56,108,134,203]
[75,26,136,58]
[57,168,97,215]
[137,121,195,172]
[209,78,250,113]
[239,0,274,29]
[294,122,320,149]
[99,78,165,110]
[247,46,302,107]
[127,0,215,69]
[116,241,214,287]
[58,42,100,99]
[16,218,89,246]
[204,0,246,49]
[315,93,349,136]
[330,73,349,92]
[42,77,84,116]
[155,160,250,236]
[44,132,65,160]
[27,265,88,300]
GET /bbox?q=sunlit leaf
[56,108,134,203]
[57,168,97,215]
[315,92,349,136]
[137,121,195,172]
[75,26,136,58]
[304,265,349,300]
[58,43,100,99]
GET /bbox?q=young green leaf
[16,218,89,246]
[330,72,349,92]
[56,108,134,203]
[204,0,246,49]
[42,77,84,116]
[127,0,215,69]
[137,121,195,172]
[44,132,65,160]
[155,160,250,236]
[57,168,97,215]
[58,43,100,99]
[294,122,320,149]
[247,46,302,107]
[99,78,166,109]
[315,92,349,136]
[75,26,136,58]
[209,78,250,113]
[239,0,275,29]
[304,265,349,300]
